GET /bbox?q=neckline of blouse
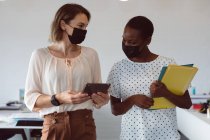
[45,46,83,60]
[125,55,161,64]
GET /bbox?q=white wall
[1,0,210,102]
[0,0,210,139]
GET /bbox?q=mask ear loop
[67,24,74,29]
[64,24,75,37]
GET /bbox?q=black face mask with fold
[68,28,87,44]
[122,42,140,58]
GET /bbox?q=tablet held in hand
[83,83,111,96]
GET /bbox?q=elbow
[24,91,42,112]
[24,97,33,112]
[185,99,193,109]
[112,110,121,116]
[180,105,192,109]
[179,102,192,109]
[184,103,192,109]
[177,96,193,109]
[111,107,124,116]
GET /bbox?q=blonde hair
[50,3,91,42]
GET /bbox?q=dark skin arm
[150,81,192,109]
[110,94,154,116]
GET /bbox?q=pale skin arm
[34,90,90,109]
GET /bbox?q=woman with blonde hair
[25,3,109,140]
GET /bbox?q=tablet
[83,83,111,96]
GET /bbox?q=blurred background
[0,0,210,139]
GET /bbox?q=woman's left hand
[150,80,168,98]
[91,92,110,109]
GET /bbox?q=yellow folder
[150,64,198,109]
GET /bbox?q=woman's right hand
[132,94,154,109]
[56,90,90,104]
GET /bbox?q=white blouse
[24,47,101,117]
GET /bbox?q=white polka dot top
[107,56,180,140]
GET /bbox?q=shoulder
[110,59,127,71]
[82,46,98,56]
[31,48,48,58]
[158,55,176,64]
[30,48,49,63]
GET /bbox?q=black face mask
[122,42,140,58]
[68,28,87,44]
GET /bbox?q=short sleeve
[107,63,121,98]
[24,50,43,112]
[169,58,177,65]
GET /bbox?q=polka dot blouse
[107,56,180,140]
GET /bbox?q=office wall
[1,0,210,103]
[0,0,210,139]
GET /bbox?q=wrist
[51,94,61,106]
[55,93,63,104]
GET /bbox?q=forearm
[111,96,134,116]
[164,90,192,109]
[34,94,54,109]
[150,81,192,109]
[34,91,90,110]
